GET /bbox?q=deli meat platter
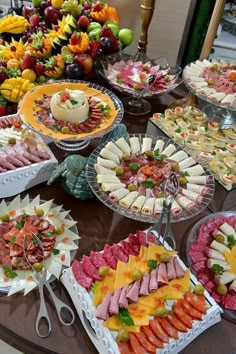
[61,230,221,354]
[0,114,58,197]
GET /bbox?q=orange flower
[68,32,89,54]
[90,3,109,23]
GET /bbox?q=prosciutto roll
[186,176,208,185]
[182,164,205,176]
[109,188,129,202]
[170,199,182,215]
[141,197,155,215]
[153,139,165,153]
[139,272,150,296]
[109,287,122,315]
[207,249,226,261]
[162,144,176,157]
[105,141,123,159]
[175,195,196,210]
[186,183,209,195]
[168,150,188,162]
[129,137,140,155]
[141,137,152,153]
[97,156,117,169]
[190,81,208,89]
[221,94,236,107]
[154,198,164,215]
[100,148,120,164]
[126,279,141,303]
[149,269,158,292]
[101,182,126,192]
[180,188,203,204]
[115,137,131,155]
[130,195,146,212]
[196,87,216,96]
[97,174,120,183]
[208,92,226,103]
[96,292,112,320]
[157,263,168,284]
[178,157,197,170]
[119,191,139,208]
[95,164,116,175]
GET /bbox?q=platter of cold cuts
[0,195,79,296]
[186,211,236,323]
[61,229,221,354]
[86,134,215,223]
[183,59,236,111]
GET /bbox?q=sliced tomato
[184,293,207,314]
[117,340,134,354]
[174,303,193,328]
[166,312,188,332]
[149,319,169,343]
[135,332,156,353]
[157,317,179,339]
[139,165,156,177]
[141,326,164,348]
[129,333,146,354]
[178,299,202,320]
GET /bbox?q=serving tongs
[147,173,179,250]
[23,235,75,338]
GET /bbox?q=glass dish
[86,133,215,224]
[96,52,182,115]
[0,195,79,295]
[186,211,236,324]
[18,80,124,151]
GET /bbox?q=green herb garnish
[4,267,17,279]
[211,264,224,276]
[33,233,41,244]
[143,178,155,188]
[175,128,181,133]
[26,146,31,154]
[153,149,160,156]
[227,235,236,248]
[91,281,99,293]
[44,232,53,238]
[52,124,60,131]
[70,99,78,105]
[184,171,190,176]
[16,260,24,268]
[148,259,158,270]
[16,219,25,229]
[52,248,60,255]
[9,236,16,244]
[118,308,135,326]
[129,162,140,171]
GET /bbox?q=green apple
[118,28,134,47]
[87,22,102,33]
[106,22,120,37]
[31,0,42,7]
[88,28,102,40]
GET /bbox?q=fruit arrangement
[0,0,134,111]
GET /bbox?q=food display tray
[61,233,222,354]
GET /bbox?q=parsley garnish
[16,219,25,229]
[70,99,78,105]
[153,149,160,156]
[175,128,181,133]
[91,281,99,293]
[118,308,134,326]
[129,162,140,171]
[26,146,31,154]
[148,259,158,270]
[227,235,236,248]
[184,171,190,176]
[52,248,60,255]
[100,104,111,112]
[44,232,53,238]
[16,260,24,268]
[143,178,155,188]
[4,267,17,279]
[211,264,224,276]
[205,126,208,132]
[33,233,41,244]
[9,236,16,244]
[211,151,216,156]
[52,124,59,131]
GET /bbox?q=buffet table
[0,79,236,354]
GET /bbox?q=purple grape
[100,37,113,54]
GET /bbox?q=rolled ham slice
[157,263,168,284]
[186,175,208,185]
[95,164,116,175]
[178,157,197,170]
[109,188,129,202]
[208,92,226,103]
[221,94,236,107]
[173,257,185,278]
[153,139,165,153]
[115,137,131,155]
[182,164,205,176]
[126,279,141,303]
[175,195,196,210]
[139,272,150,296]
[149,268,158,292]
[97,174,120,184]
[101,182,126,192]
[196,87,216,96]
[162,144,176,157]
[167,257,176,280]
[96,292,112,320]
[141,137,152,154]
[118,284,130,308]
[119,191,139,208]
[190,81,208,89]
[129,137,140,155]
[130,195,146,212]
[168,150,188,162]
[154,198,164,215]
[109,287,122,315]
[97,156,117,169]
[0,157,16,170]
[100,148,120,164]
[141,197,155,215]
[170,199,182,215]
[105,141,123,159]
[186,183,209,195]
[180,188,203,204]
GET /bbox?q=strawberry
[0,60,7,67]
[21,53,36,70]
[34,62,45,76]
[29,14,40,27]
[92,1,103,11]
[110,35,119,52]
[77,15,90,28]
[70,33,81,45]
[89,40,101,58]
[99,26,113,38]
[83,1,91,10]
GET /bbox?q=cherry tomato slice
[135,332,156,353]
[141,326,164,348]
[178,299,202,320]
[149,319,169,343]
[166,312,188,332]
[174,304,193,328]
[129,333,146,354]
[117,340,134,354]
[184,292,207,314]
[157,317,179,339]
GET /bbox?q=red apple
[73,53,93,74]
[44,6,61,26]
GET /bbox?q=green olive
[156,306,168,318]
[117,327,129,342]
[157,191,164,198]
[35,208,44,217]
[115,166,124,176]
[98,266,110,277]
[61,126,70,134]
[193,284,205,295]
[179,176,188,186]
[208,78,215,85]
[144,150,153,158]
[122,153,130,161]
[0,214,10,222]
[160,253,171,263]
[216,284,228,296]
[131,269,142,280]
[55,225,65,234]
[171,162,180,172]
[215,234,225,244]
[211,64,218,71]
[8,137,16,145]
[128,183,137,192]
[33,262,43,273]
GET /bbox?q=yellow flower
[0,39,26,60]
[224,246,236,274]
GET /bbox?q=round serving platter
[86,133,215,224]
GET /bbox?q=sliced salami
[103,244,117,269]
[81,255,102,281]
[189,250,207,263]
[223,293,236,310]
[111,244,129,263]
[72,260,93,290]
[128,233,141,255]
[189,242,209,252]
[192,260,207,273]
[90,251,108,269]
[197,270,214,285]
[204,280,216,293]
[120,240,137,256]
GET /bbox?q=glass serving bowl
[96,51,182,115]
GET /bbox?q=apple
[87,22,102,33]
[31,0,43,7]
[105,21,120,37]
[73,53,93,74]
[88,28,101,41]
[22,5,39,20]
[44,6,61,25]
[118,28,134,47]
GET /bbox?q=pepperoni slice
[141,326,164,348]
[117,340,134,354]
[184,293,207,314]
[134,332,156,353]
[129,333,146,354]
[72,260,93,290]
[166,312,188,332]
[157,317,179,339]
[178,299,202,320]
[174,303,193,328]
[149,319,169,343]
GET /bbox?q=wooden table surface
[0,80,235,354]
